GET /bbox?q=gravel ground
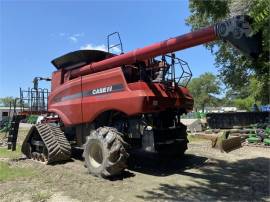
[0,135,269,202]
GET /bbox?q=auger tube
[70,15,261,79]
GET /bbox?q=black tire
[83,127,129,178]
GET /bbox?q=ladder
[7,115,26,151]
[6,99,26,151]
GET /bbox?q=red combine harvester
[21,15,261,177]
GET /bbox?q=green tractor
[247,128,261,144]
[247,127,270,145]
[263,127,270,146]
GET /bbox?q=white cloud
[59,32,68,37]
[80,43,121,54]
[58,32,84,43]
[68,36,78,43]
[74,33,84,37]
[80,43,107,51]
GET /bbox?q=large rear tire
[83,127,129,178]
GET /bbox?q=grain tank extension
[22,15,261,177]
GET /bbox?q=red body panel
[49,77,82,125]
[49,67,193,126]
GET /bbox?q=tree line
[188,72,264,112]
[186,0,269,108]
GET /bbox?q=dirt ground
[0,128,270,202]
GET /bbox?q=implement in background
[19,77,51,114]
[6,77,51,151]
[6,99,25,151]
[207,112,269,129]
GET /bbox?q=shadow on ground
[136,157,270,201]
[128,152,208,176]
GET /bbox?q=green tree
[230,76,264,111]
[233,97,255,111]
[188,72,221,112]
[186,0,270,104]
[0,97,16,107]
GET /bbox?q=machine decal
[83,84,124,96]
[53,84,124,102]
[61,92,82,101]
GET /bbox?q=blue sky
[0,0,217,98]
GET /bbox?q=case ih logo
[54,84,124,102]
[84,84,124,96]
[91,86,113,95]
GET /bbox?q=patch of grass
[0,145,22,159]
[0,161,34,181]
[31,191,52,202]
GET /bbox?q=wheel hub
[89,143,103,168]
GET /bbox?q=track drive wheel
[83,127,129,178]
[21,124,71,164]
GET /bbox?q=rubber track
[24,124,71,164]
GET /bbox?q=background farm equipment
[206,112,269,129]
[246,127,270,145]
[0,77,51,151]
[263,128,270,145]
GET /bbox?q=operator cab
[122,54,193,88]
